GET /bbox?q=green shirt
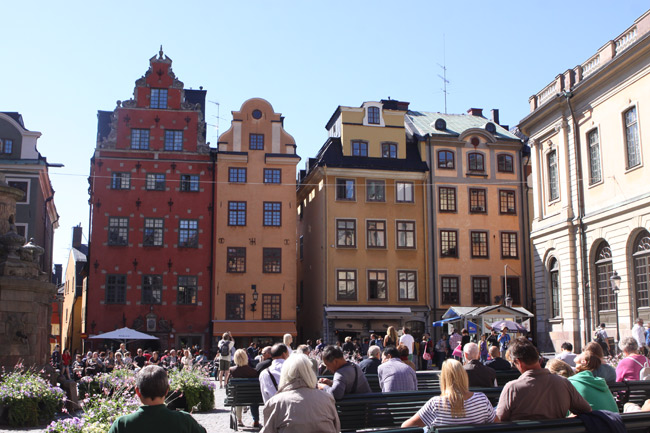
[108,404,207,433]
[568,370,619,413]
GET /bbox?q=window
[382,143,397,158]
[633,231,650,311]
[472,277,490,305]
[547,150,559,201]
[228,201,246,226]
[263,294,281,320]
[106,274,126,304]
[368,270,387,300]
[504,277,521,305]
[352,141,368,156]
[131,129,150,150]
[440,230,458,257]
[549,259,560,318]
[438,187,456,212]
[150,88,168,109]
[624,107,641,168]
[263,202,281,226]
[179,219,198,247]
[263,248,281,273]
[299,236,304,260]
[501,232,518,258]
[336,179,355,201]
[470,231,488,258]
[7,180,28,203]
[111,172,130,190]
[469,188,487,213]
[226,247,246,273]
[1,138,13,154]
[437,150,455,169]
[164,130,183,151]
[368,106,380,124]
[398,271,417,300]
[595,243,614,316]
[337,270,357,300]
[468,152,485,171]
[264,168,281,184]
[336,219,356,247]
[108,217,128,246]
[229,167,247,183]
[226,294,245,320]
[177,276,197,305]
[585,129,602,184]
[367,220,386,248]
[250,133,264,150]
[397,221,415,248]
[497,154,514,173]
[180,174,199,192]
[499,190,516,214]
[143,218,164,246]
[366,180,385,202]
[142,275,162,304]
[441,277,459,304]
[145,173,165,191]
[396,182,414,203]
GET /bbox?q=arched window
[468,152,485,171]
[549,258,560,318]
[595,243,614,323]
[497,154,514,173]
[633,231,650,311]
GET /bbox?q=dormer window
[1,139,13,154]
[468,152,485,171]
[150,89,168,109]
[352,141,368,157]
[368,107,380,124]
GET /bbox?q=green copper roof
[406,110,520,141]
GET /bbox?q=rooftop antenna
[437,34,450,114]
[208,100,223,141]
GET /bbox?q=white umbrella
[490,320,527,333]
[88,327,159,343]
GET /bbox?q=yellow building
[406,109,532,332]
[213,98,300,346]
[61,226,87,354]
[519,9,650,351]
[297,100,430,343]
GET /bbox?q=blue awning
[432,317,459,327]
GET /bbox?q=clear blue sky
[2,1,648,269]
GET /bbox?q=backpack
[220,341,230,357]
[630,356,650,380]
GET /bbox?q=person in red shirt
[61,348,72,380]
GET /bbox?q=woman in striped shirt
[401,359,498,428]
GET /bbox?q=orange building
[297,100,430,344]
[213,98,300,345]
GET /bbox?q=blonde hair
[283,333,293,346]
[386,326,398,344]
[345,336,352,343]
[439,359,468,418]
[233,349,248,367]
[546,359,574,378]
[278,354,317,391]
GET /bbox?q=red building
[85,49,214,351]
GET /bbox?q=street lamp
[610,271,621,354]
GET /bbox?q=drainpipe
[209,149,217,352]
[561,91,591,348]
[426,134,438,340]
[518,145,533,335]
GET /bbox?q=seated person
[402,359,497,428]
[556,342,577,367]
[485,346,514,371]
[570,350,618,412]
[108,365,206,433]
[463,342,496,387]
[378,346,417,392]
[317,346,371,399]
[496,337,591,421]
[546,358,574,378]
[616,337,649,382]
[359,345,381,376]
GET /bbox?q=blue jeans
[250,404,259,422]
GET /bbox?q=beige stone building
[519,10,650,351]
[61,226,87,353]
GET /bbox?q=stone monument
[0,173,56,370]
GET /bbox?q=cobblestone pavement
[0,378,245,433]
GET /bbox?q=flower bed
[78,368,135,398]
[168,367,215,412]
[0,369,65,427]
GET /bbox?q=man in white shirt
[399,327,415,362]
[632,318,646,349]
[259,343,289,403]
[556,342,577,367]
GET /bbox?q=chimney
[72,225,83,249]
[491,109,500,125]
[467,108,484,117]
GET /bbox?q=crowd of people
[53,321,650,432]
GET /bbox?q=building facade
[297,100,429,344]
[519,10,650,351]
[213,98,299,346]
[406,109,531,333]
[0,112,59,275]
[86,50,214,350]
[61,226,87,353]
